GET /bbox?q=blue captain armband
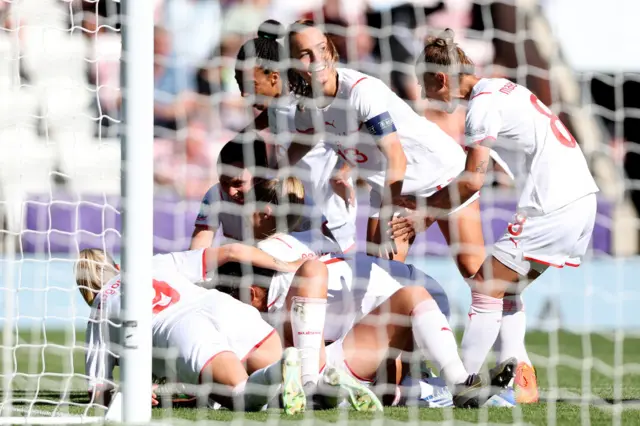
[364,112,397,137]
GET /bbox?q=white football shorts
[152,291,274,385]
[492,193,597,275]
[368,174,480,219]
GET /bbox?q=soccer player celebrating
[218,258,516,409]
[392,29,599,403]
[281,19,484,275]
[216,176,455,404]
[75,247,306,414]
[234,20,357,252]
[190,136,271,248]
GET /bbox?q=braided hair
[235,20,286,93]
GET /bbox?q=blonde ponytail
[75,248,118,306]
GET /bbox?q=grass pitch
[2,329,640,424]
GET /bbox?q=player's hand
[151,384,159,407]
[379,238,398,260]
[388,210,435,241]
[287,258,306,272]
[330,177,355,210]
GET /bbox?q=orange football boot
[514,362,539,404]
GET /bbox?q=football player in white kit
[215,176,517,408]
[280,20,485,277]
[232,20,357,252]
[218,257,516,409]
[75,246,308,414]
[393,29,599,404]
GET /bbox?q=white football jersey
[465,78,599,214]
[268,96,357,235]
[195,183,250,242]
[294,68,466,195]
[257,232,402,341]
[84,262,209,391]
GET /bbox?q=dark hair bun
[257,20,285,40]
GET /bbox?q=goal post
[119,0,154,423]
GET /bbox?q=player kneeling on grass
[74,247,306,414]
[218,261,516,409]
[390,29,600,404]
[227,177,448,378]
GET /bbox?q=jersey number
[152,280,181,314]
[507,213,527,237]
[337,148,368,166]
[529,94,577,148]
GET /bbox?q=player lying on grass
[390,29,599,404]
[217,260,516,409]
[219,175,449,385]
[275,19,484,273]
[75,247,308,414]
[214,177,516,409]
[233,19,357,252]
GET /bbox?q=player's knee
[293,259,328,297]
[420,274,450,319]
[456,254,483,279]
[394,286,431,314]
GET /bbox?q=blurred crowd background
[0,0,638,253]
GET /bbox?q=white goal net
[1,0,638,424]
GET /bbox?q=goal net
[0,0,637,424]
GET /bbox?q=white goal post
[0,0,153,424]
[119,0,154,423]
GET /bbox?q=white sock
[461,291,503,374]
[411,299,468,388]
[290,297,327,386]
[233,359,283,411]
[497,295,531,366]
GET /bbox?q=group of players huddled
[75,20,599,414]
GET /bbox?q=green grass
[2,329,640,424]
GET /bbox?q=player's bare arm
[378,132,408,210]
[284,138,313,171]
[388,145,490,241]
[207,244,303,273]
[190,224,216,249]
[427,144,491,213]
[330,158,355,209]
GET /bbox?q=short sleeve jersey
[294,68,465,190]
[464,78,599,213]
[195,183,248,241]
